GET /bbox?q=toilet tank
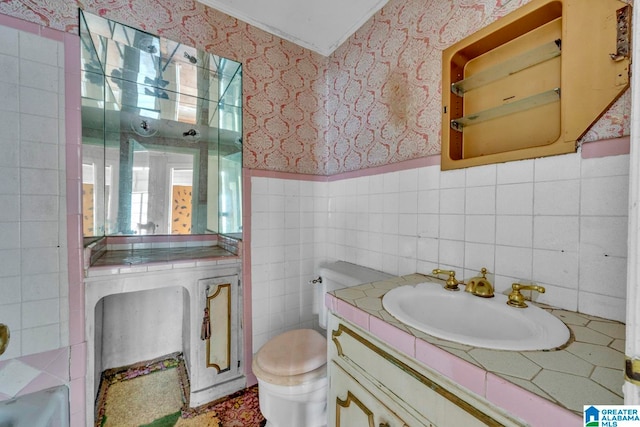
[317,261,393,329]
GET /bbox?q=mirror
[79,10,242,238]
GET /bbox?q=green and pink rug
[95,353,265,427]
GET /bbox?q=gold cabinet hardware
[464,267,495,298]
[432,269,462,291]
[0,324,9,356]
[507,283,546,308]
[625,357,640,386]
[610,5,631,61]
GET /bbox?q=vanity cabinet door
[189,272,244,405]
[329,361,424,427]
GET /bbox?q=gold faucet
[507,283,546,308]
[464,268,494,298]
[432,269,462,291]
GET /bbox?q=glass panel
[451,39,562,96]
[219,58,242,108]
[218,68,242,236]
[80,12,106,237]
[451,88,560,131]
[80,10,242,238]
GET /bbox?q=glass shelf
[451,88,560,131]
[451,39,561,96]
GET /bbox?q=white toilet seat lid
[255,329,327,377]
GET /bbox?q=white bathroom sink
[382,283,570,351]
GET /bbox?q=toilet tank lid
[319,261,393,287]
[255,329,327,377]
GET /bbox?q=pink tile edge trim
[485,373,580,427]
[241,168,255,386]
[0,12,41,34]
[335,300,370,330]
[62,29,85,425]
[70,343,87,381]
[245,155,440,182]
[581,136,630,159]
[18,373,65,396]
[328,155,440,181]
[369,316,415,357]
[69,377,85,417]
[106,234,218,244]
[415,339,486,397]
[247,169,328,182]
[19,348,67,371]
[325,294,338,314]
[0,12,65,40]
[246,138,629,182]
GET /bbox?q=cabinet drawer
[329,361,417,427]
[329,316,524,427]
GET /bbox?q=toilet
[252,261,392,427]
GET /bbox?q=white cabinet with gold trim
[85,259,244,423]
[330,361,415,427]
[327,313,525,427]
[190,273,243,405]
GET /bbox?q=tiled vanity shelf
[84,234,241,271]
[441,0,630,170]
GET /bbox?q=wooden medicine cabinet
[441,0,630,170]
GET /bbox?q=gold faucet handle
[512,283,546,293]
[432,269,461,291]
[507,283,546,308]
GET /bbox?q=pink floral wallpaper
[325,0,631,174]
[1,0,630,175]
[0,0,329,174]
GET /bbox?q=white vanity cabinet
[85,260,245,424]
[327,313,525,427]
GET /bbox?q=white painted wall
[251,150,629,350]
[100,287,187,370]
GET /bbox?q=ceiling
[196,0,389,56]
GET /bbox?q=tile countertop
[91,246,235,267]
[86,246,240,277]
[326,273,625,427]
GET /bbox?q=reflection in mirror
[80,10,242,238]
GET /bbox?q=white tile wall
[252,152,629,348]
[0,24,67,361]
[374,154,623,321]
[251,177,328,351]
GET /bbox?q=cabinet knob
[379,423,390,427]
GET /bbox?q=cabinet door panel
[193,274,242,391]
[329,361,418,427]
